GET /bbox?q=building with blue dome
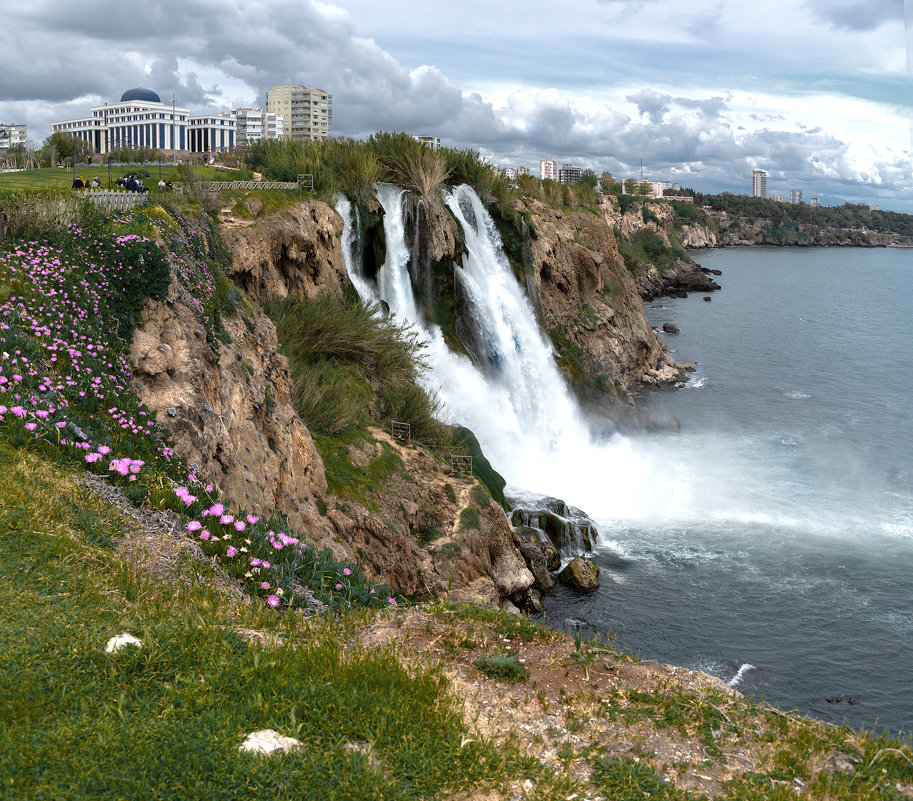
[119,88,162,104]
[50,89,283,157]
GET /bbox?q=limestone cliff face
[131,190,723,608]
[520,197,690,395]
[219,198,351,301]
[679,222,718,248]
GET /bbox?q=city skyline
[0,0,910,210]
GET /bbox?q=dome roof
[120,87,161,104]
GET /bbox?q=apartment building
[540,159,559,180]
[790,188,803,205]
[0,124,27,149]
[558,164,582,184]
[266,85,332,142]
[752,169,768,198]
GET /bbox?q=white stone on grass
[239,729,301,755]
[105,633,143,653]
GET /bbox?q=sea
[542,246,913,736]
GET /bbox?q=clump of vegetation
[473,653,529,682]
[266,293,454,451]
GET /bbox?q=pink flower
[387,598,397,606]
[186,520,202,532]
[369,588,376,594]
[219,514,234,525]
[246,514,259,525]
[200,530,210,540]
[208,503,224,516]
[97,445,110,455]
[335,583,343,590]
[267,595,280,608]
[234,520,246,532]
[226,546,239,557]
[343,568,351,576]
[260,582,270,590]
[24,422,36,431]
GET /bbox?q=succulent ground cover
[0,200,393,614]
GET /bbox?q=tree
[580,169,598,189]
[42,132,92,165]
[600,171,616,192]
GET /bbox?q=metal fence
[196,180,299,191]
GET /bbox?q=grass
[0,164,228,191]
[0,442,516,800]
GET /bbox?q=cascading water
[338,183,684,523]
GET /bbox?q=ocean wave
[784,391,811,399]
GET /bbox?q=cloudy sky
[2,0,911,210]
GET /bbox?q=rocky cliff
[130,188,718,610]
[130,202,536,610]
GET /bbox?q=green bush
[473,654,529,682]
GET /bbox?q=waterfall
[337,183,685,523]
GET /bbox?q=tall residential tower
[752,169,768,198]
[266,85,332,142]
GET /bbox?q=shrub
[473,654,529,682]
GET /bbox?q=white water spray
[338,184,687,523]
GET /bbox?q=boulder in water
[518,541,556,591]
[662,323,680,334]
[558,556,600,592]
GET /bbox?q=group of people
[115,175,149,193]
[71,173,174,192]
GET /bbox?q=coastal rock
[558,556,600,592]
[662,323,680,334]
[518,541,556,591]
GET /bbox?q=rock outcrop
[521,197,692,398]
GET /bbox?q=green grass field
[0,165,234,191]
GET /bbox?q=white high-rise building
[790,188,803,204]
[266,85,332,142]
[540,159,559,180]
[752,169,768,198]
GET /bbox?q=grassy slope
[0,442,512,801]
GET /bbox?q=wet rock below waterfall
[558,556,600,592]
[517,541,556,591]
